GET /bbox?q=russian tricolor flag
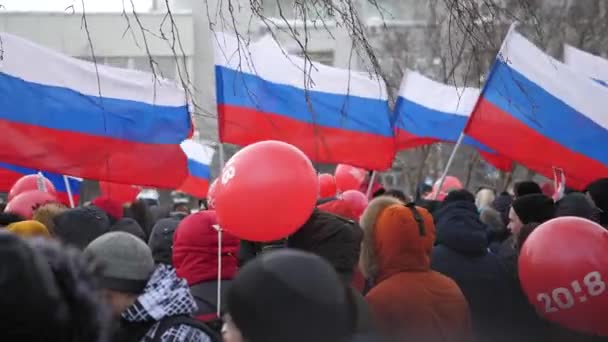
[563,45,608,86]
[214,33,395,170]
[394,70,511,171]
[0,162,82,206]
[465,27,608,189]
[0,33,191,188]
[178,140,214,198]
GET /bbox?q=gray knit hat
[84,232,155,294]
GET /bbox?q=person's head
[480,207,506,235]
[148,218,181,265]
[0,232,110,341]
[173,210,239,285]
[7,220,50,238]
[53,206,111,250]
[443,189,475,205]
[90,196,124,224]
[509,194,555,237]
[491,192,513,226]
[585,178,608,225]
[288,210,362,283]
[111,217,146,242]
[124,199,154,240]
[172,202,190,215]
[32,202,67,235]
[0,211,26,227]
[555,192,599,222]
[84,232,155,317]
[360,196,435,281]
[225,249,354,342]
[475,188,496,210]
[514,181,542,198]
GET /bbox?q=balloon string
[217,226,223,318]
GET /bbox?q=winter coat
[172,210,239,322]
[115,264,211,342]
[431,201,514,342]
[360,196,472,342]
[289,209,375,334]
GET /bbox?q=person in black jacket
[431,190,513,342]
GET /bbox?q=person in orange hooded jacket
[360,196,473,342]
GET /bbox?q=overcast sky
[0,0,152,12]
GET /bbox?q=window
[263,0,333,21]
[294,50,335,66]
[362,0,429,21]
[102,57,129,68]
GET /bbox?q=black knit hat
[555,193,597,222]
[585,178,608,226]
[443,189,475,204]
[148,218,181,265]
[512,194,555,224]
[53,206,111,250]
[514,181,542,198]
[227,249,354,342]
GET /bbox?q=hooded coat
[172,210,239,322]
[288,210,374,334]
[148,218,182,265]
[115,264,211,342]
[360,197,472,342]
[431,200,513,342]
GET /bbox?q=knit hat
[288,210,362,282]
[91,196,124,222]
[84,232,155,294]
[173,210,239,286]
[512,194,555,224]
[227,249,353,342]
[111,218,146,241]
[514,181,542,198]
[443,189,475,204]
[53,206,111,250]
[33,203,67,235]
[148,218,181,265]
[7,220,50,238]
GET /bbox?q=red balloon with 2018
[519,217,608,336]
[213,141,318,242]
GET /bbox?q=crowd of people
[1,176,607,341]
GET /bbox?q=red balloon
[318,173,337,198]
[214,141,318,242]
[5,190,58,219]
[207,179,218,209]
[519,217,608,336]
[335,164,367,192]
[341,190,369,219]
[8,174,56,202]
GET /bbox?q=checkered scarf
[122,264,211,342]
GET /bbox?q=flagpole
[366,171,377,198]
[63,175,75,208]
[434,133,465,200]
[218,142,226,170]
[36,172,47,192]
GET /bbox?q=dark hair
[124,200,154,240]
[0,212,26,226]
[516,222,541,251]
[28,238,111,341]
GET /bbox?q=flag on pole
[178,140,214,198]
[394,70,511,171]
[0,33,191,188]
[214,32,395,170]
[465,26,608,189]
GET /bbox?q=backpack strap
[151,315,221,342]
